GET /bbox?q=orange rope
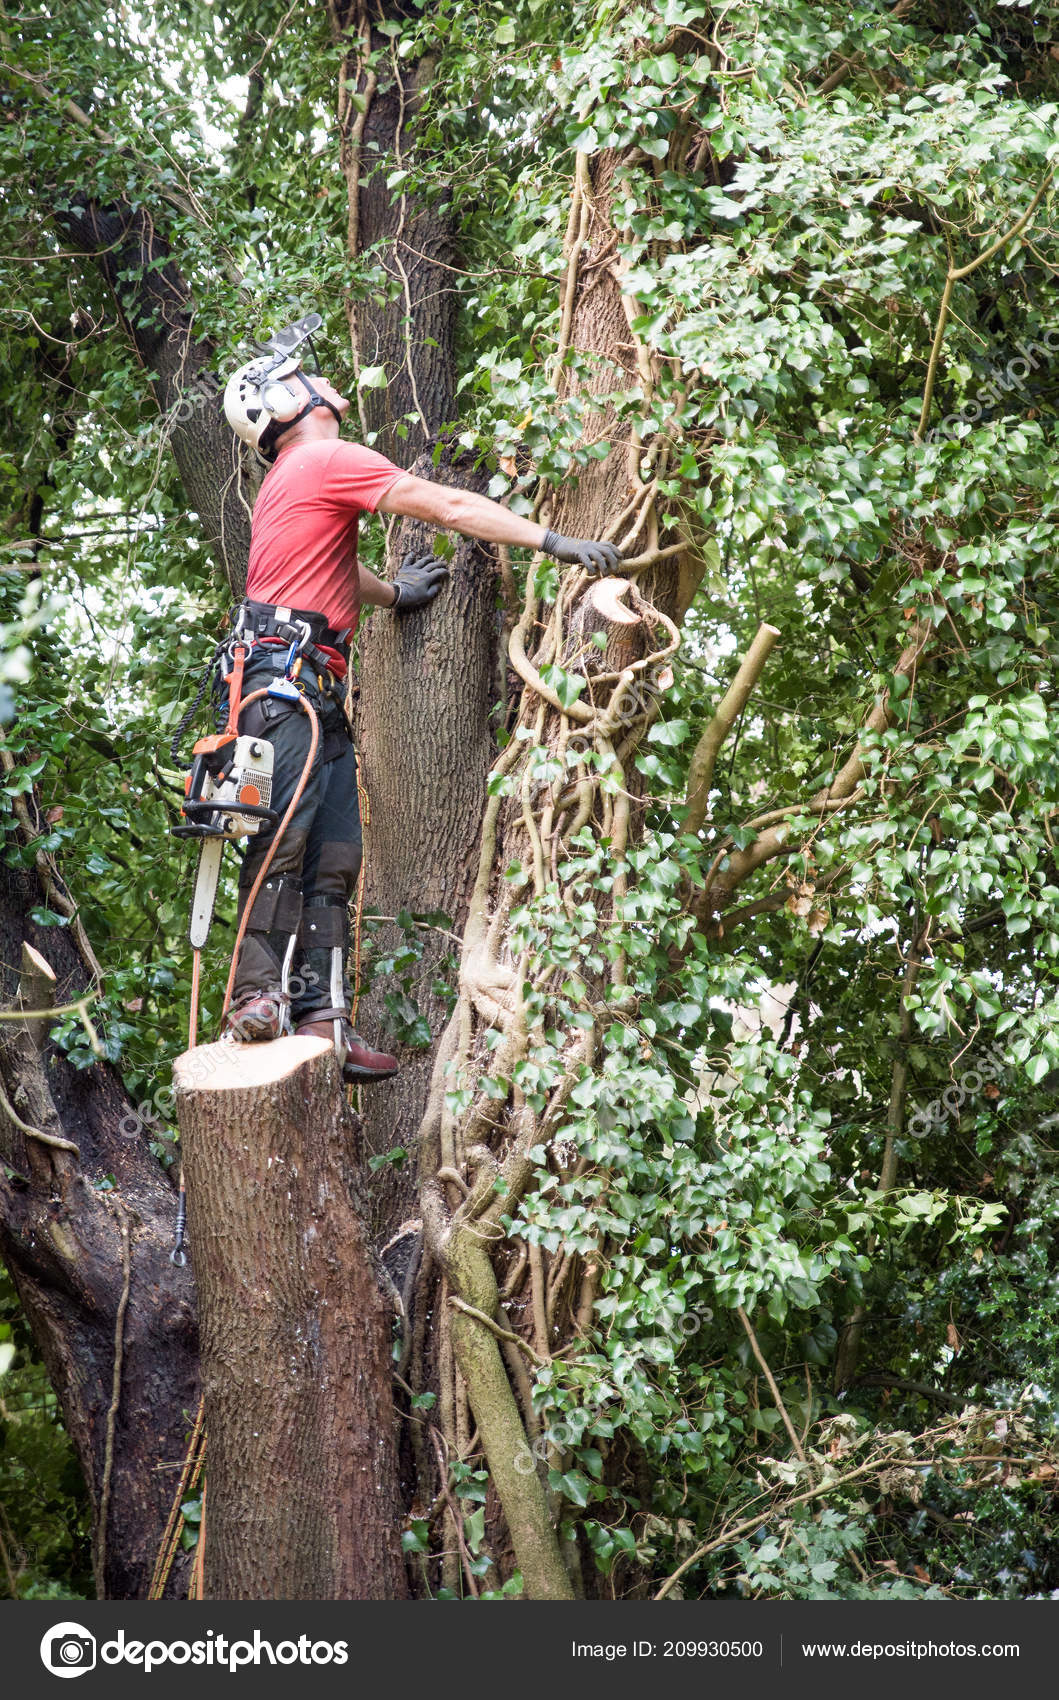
[224,645,246,736]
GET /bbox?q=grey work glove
[391,551,450,612]
[541,529,623,577]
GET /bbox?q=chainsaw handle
[179,798,279,825]
[186,751,208,806]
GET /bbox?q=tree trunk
[329,0,457,461]
[354,451,499,1236]
[59,198,255,594]
[174,1035,407,1600]
[330,1,498,1240]
[0,861,199,1599]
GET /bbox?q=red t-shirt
[245,439,405,636]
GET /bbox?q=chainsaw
[173,730,278,948]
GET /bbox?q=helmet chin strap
[270,373,343,444]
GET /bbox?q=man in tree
[220,323,621,1083]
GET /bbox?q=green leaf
[540,663,586,709]
[648,718,691,747]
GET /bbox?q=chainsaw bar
[189,836,225,950]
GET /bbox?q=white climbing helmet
[223,313,332,459]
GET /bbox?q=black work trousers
[218,647,361,1025]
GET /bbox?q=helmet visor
[254,311,324,374]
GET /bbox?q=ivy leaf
[540,663,586,709]
[648,719,691,747]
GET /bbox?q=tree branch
[684,622,780,834]
[736,1305,807,1464]
[915,170,1054,441]
[698,617,932,915]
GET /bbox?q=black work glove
[541,529,623,577]
[391,551,450,612]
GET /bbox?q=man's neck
[275,413,343,455]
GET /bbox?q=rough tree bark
[353,461,499,1239]
[330,0,499,1241]
[329,0,457,462]
[174,1036,406,1600]
[0,857,198,1599]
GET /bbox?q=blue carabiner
[283,640,300,679]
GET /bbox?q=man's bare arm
[357,562,398,608]
[376,473,547,548]
[375,473,623,578]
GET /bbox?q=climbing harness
[168,617,322,1267]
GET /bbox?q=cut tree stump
[565,575,645,679]
[173,1035,406,1600]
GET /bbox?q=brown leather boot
[224,991,287,1043]
[296,1015,398,1083]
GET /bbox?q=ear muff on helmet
[263,374,343,441]
[260,376,307,423]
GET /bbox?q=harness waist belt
[238,599,352,657]
[236,599,352,678]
